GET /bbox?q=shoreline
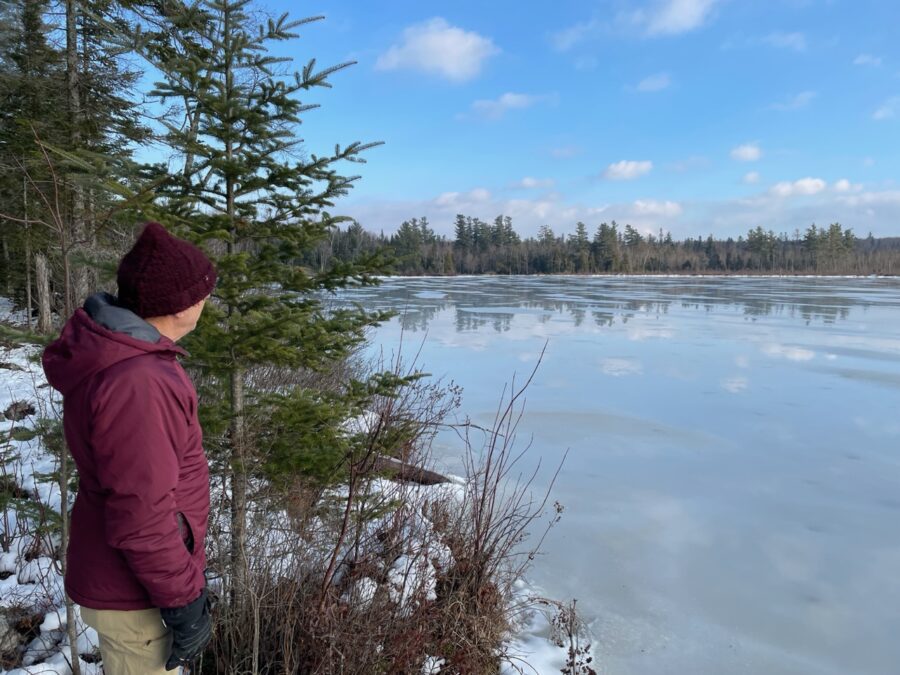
[373,272,898,280]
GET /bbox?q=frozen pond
[346,276,900,675]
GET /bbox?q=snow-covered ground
[0,299,582,674]
[1,314,101,674]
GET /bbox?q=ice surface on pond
[339,276,900,675]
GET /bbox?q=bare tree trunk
[25,225,33,331]
[65,0,89,308]
[24,178,33,330]
[182,98,202,180]
[58,437,82,675]
[35,253,52,334]
[65,0,80,152]
[79,16,99,296]
[221,8,251,654]
[229,368,247,602]
[61,237,74,321]
[1,225,10,297]
[81,188,97,294]
[70,202,89,311]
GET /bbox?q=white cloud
[770,90,816,111]
[550,18,602,51]
[508,199,555,220]
[833,179,862,193]
[434,191,460,206]
[514,177,556,189]
[770,177,827,198]
[694,186,900,238]
[604,160,653,180]
[435,188,492,207]
[635,72,672,92]
[835,189,900,208]
[854,53,882,67]
[873,96,900,120]
[471,92,544,119]
[375,18,499,82]
[553,0,718,48]
[639,0,720,36]
[599,358,643,377]
[743,171,760,184]
[730,143,762,162]
[632,199,682,217]
[763,31,807,52]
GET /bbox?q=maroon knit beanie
[117,222,217,318]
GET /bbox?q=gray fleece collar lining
[83,293,162,343]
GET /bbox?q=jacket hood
[43,293,186,396]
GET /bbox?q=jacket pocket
[176,512,195,554]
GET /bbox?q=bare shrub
[201,348,576,674]
[553,599,596,675]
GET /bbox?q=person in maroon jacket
[43,222,216,674]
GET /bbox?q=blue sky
[259,0,899,239]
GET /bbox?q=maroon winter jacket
[43,293,209,610]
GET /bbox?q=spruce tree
[573,221,590,272]
[133,0,399,598]
[454,213,471,250]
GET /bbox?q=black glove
[160,587,212,671]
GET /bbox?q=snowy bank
[1,300,593,674]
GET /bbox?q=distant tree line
[305,216,900,276]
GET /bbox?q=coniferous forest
[304,216,900,276]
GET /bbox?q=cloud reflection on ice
[762,344,816,361]
[600,358,643,377]
[627,325,675,341]
[722,376,749,393]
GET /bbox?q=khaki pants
[81,605,173,675]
